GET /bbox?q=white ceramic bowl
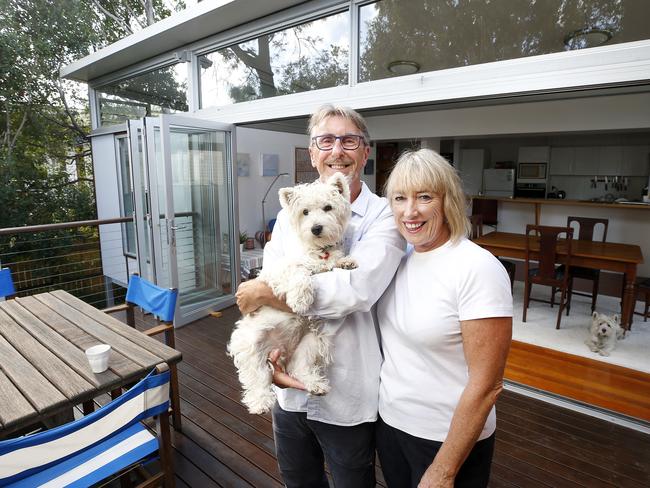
[85,344,112,373]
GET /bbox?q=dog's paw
[598,350,611,357]
[308,382,330,396]
[335,257,357,270]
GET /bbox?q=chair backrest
[126,274,178,323]
[567,216,608,242]
[0,367,170,486]
[525,224,573,284]
[0,268,16,299]
[469,214,483,239]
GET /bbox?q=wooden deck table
[473,232,644,330]
[0,290,182,439]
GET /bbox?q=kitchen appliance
[483,169,514,197]
[515,182,546,198]
[517,162,548,183]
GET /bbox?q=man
[236,104,405,488]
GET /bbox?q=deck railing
[0,217,134,308]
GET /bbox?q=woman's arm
[418,316,512,488]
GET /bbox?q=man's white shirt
[262,182,405,425]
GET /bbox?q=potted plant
[239,231,248,253]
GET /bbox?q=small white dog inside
[228,173,356,414]
[585,311,624,356]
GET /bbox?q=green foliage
[0,0,184,231]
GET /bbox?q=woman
[377,149,512,488]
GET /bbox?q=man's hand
[268,349,306,390]
[236,279,293,315]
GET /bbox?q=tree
[0,0,184,230]
[358,0,625,82]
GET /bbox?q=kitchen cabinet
[550,145,649,176]
[597,146,622,175]
[621,145,650,175]
[518,146,550,162]
[549,147,575,175]
[573,146,599,175]
[459,149,487,195]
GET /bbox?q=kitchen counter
[470,196,650,227]
[471,196,650,209]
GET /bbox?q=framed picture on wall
[295,147,318,184]
[261,153,280,176]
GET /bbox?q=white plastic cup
[85,344,111,373]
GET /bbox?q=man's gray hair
[308,104,370,143]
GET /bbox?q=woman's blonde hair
[384,148,470,243]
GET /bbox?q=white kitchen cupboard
[549,147,575,175]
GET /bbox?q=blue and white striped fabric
[0,369,170,487]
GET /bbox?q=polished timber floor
[130,306,650,488]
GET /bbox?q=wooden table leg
[534,203,541,226]
[622,264,637,331]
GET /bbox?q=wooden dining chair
[523,224,574,329]
[634,277,650,323]
[470,215,515,291]
[104,273,182,431]
[553,216,608,313]
[0,364,175,488]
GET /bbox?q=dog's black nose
[311,224,323,236]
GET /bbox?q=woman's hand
[267,349,306,390]
[236,280,272,315]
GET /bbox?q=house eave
[60,0,307,82]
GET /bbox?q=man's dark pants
[272,403,376,488]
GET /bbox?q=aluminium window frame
[86,0,650,130]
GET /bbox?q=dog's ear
[327,172,350,201]
[592,311,598,320]
[278,187,295,209]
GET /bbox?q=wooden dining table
[473,231,644,330]
[0,290,182,440]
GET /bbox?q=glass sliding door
[128,114,238,326]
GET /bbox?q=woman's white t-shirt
[377,238,513,442]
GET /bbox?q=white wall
[235,127,309,239]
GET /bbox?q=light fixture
[261,172,289,247]
[387,60,420,76]
[564,27,612,50]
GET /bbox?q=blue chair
[105,274,181,431]
[0,365,174,488]
[0,268,16,299]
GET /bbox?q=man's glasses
[311,134,365,151]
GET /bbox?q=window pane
[359,0,649,82]
[199,11,349,108]
[97,64,189,126]
[116,137,135,255]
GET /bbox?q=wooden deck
[141,306,650,487]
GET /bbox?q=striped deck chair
[0,364,174,488]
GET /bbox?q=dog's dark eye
[303,209,309,216]
[323,205,332,212]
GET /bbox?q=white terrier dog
[228,173,356,414]
[585,311,624,356]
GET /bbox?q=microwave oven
[517,162,547,183]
